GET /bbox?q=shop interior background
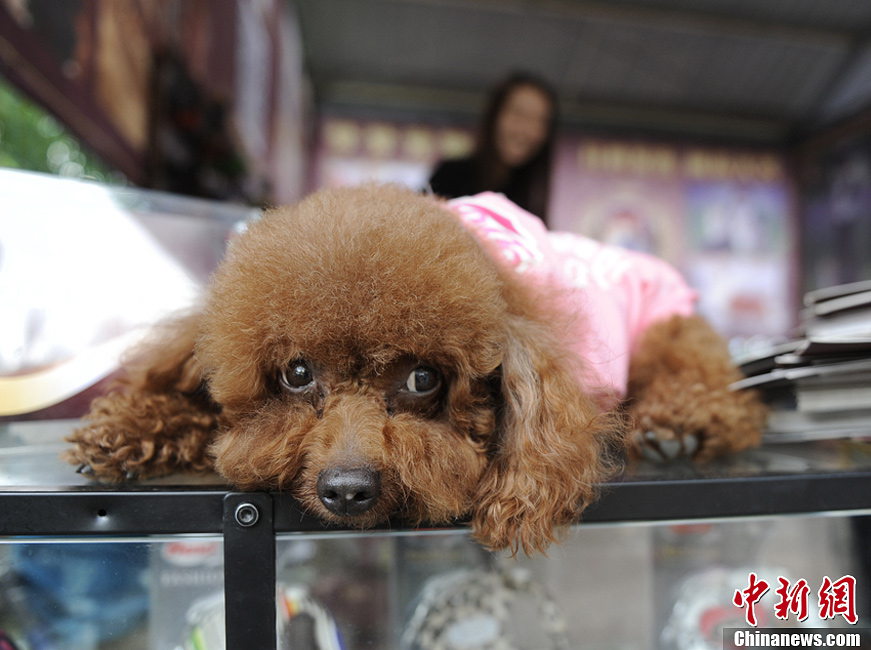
[2,0,871,353]
[2,3,871,650]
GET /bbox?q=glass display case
[1,418,869,650]
[1,170,869,649]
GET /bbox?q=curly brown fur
[626,314,766,461]
[65,312,220,480]
[68,184,761,553]
[472,314,620,554]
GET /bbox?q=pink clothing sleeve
[610,248,698,346]
[448,193,697,398]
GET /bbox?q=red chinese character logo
[818,575,858,624]
[733,572,770,626]
[773,576,810,622]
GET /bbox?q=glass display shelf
[1,421,869,650]
[3,518,866,650]
[1,420,870,536]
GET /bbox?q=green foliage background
[0,74,122,184]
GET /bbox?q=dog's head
[195,185,613,553]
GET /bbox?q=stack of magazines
[733,280,871,443]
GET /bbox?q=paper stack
[733,280,871,442]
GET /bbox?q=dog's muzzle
[316,467,382,516]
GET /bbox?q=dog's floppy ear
[472,314,616,555]
[66,311,220,481]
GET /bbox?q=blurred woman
[428,72,558,224]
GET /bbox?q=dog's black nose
[316,467,381,516]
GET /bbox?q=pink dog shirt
[448,192,697,401]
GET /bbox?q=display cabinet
[0,419,869,649]
[1,169,869,649]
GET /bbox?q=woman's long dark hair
[474,72,558,224]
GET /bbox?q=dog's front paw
[627,384,765,462]
[65,423,195,483]
[66,421,215,482]
[73,462,140,481]
[629,423,701,462]
[65,392,218,482]
[64,426,152,482]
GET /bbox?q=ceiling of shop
[293,0,871,143]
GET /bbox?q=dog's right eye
[403,366,441,394]
[279,360,315,392]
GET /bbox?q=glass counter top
[1,419,869,537]
[3,419,870,489]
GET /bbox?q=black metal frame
[223,492,276,649]
[1,470,870,648]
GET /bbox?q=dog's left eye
[279,360,315,392]
[404,366,441,394]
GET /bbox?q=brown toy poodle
[67,185,765,554]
